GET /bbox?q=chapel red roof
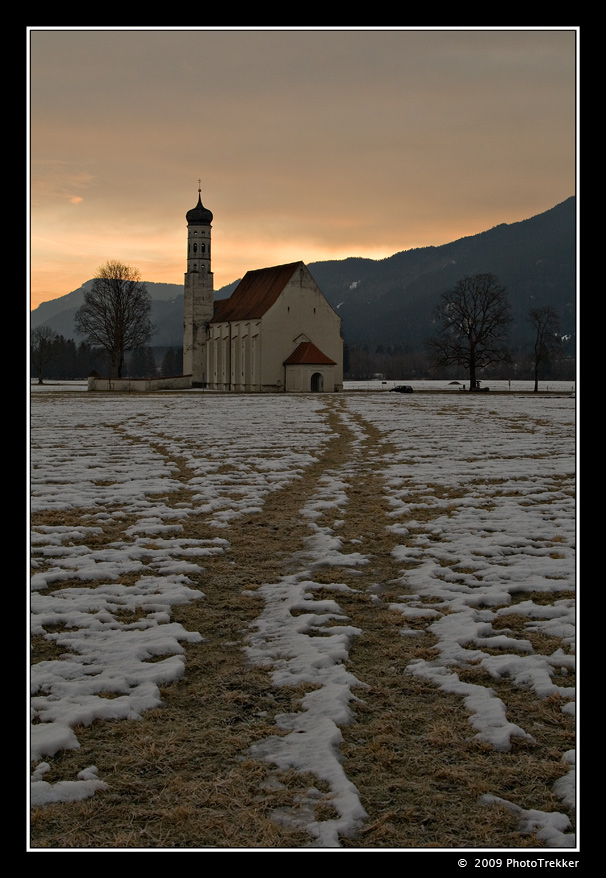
[283,341,336,366]
[211,262,303,323]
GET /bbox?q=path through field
[30,391,576,849]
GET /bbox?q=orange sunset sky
[28,27,577,311]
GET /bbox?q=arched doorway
[311,372,324,392]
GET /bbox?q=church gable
[211,262,303,323]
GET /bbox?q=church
[183,188,343,392]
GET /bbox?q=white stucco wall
[204,265,342,392]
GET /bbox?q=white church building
[183,189,343,392]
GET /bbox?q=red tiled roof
[211,262,303,323]
[283,341,336,366]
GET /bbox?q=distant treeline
[343,342,576,382]
[30,335,185,382]
[30,335,576,384]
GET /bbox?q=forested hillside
[30,198,576,381]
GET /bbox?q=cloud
[29,27,576,307]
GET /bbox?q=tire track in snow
[243,398,408,846]
[338,393,575,848]
[244,395,575,848]
[30,394,343,846]
[30,392,575,848]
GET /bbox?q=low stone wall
[87,375,193,392]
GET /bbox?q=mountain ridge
[31,196,576,351]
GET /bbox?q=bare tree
[75,261,155,378]
[31,325,58,384]
[528,305,561,392]
[428,273,512,390]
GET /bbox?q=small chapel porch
[283,341,340,393]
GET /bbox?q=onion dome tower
[183,184,214,386]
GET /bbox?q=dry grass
[30,397,575,849]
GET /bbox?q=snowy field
[29,386,577,849]
[30,379,577,393]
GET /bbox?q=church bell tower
[183,184,214,386]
